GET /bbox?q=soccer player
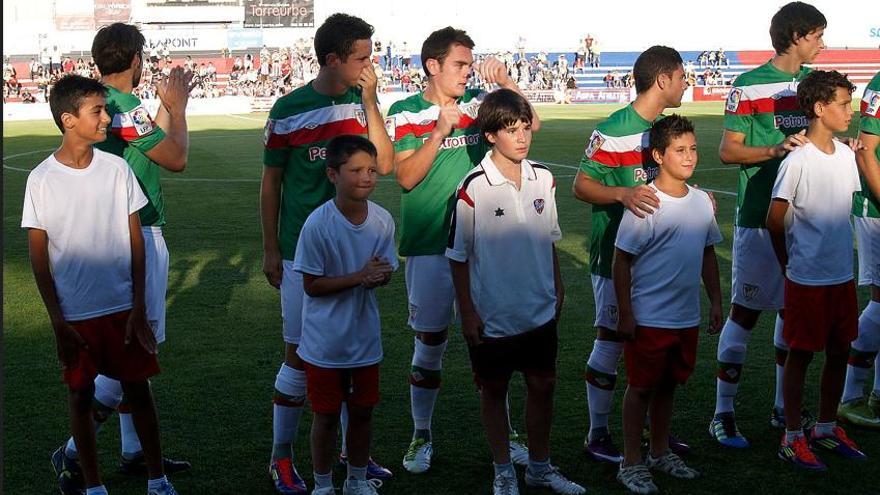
[295,135,397,495]
[767,70,867,470]
[839,70,880,429]
[448,88,584,495]
[261,13,394,494]
[25,74,178,495]
[614,115,722,494]
[709,2,841,447]
[572,45,689,463]
[52,23,191,495]
[387,26,540,474]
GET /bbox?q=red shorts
[303,362,380,415]
[65,310,160,391]
[624,326,698,388]
[784,279,858,353]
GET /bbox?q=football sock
[347,463,367,481]
[813,421,836,437]
[86,486,109,495]
[585,339,622,440]
[147,476,169,491]
[119,407,142,458]
[527,458,551,477]
[410,338,446,438]
[774,315,789,411]
[314,471,333,489]
[785,429,804,443]
[272,363,306,461]
[715,318,751,415]
[842,305,880,402]
[494,462,515,477]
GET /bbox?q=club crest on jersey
[263,119,275,145]
[742,283,760,301]
[585,131,605,158]
[726,88,743,113]
[461,102,480,120]
[534,198,545,214]
[355,109,367,127]
[129,106,154,136]
[384,116,396,141]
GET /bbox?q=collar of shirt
[480,151,537,187]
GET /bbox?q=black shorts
[467,318,558,387]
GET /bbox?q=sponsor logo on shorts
[308,146,327,161]
[726,87,743,113]
[584,131,604,158]
[534,198,545,214]
[742,283,760,301]
[408,303,418,323]
[774,114,809,130]
[607,305,619,324]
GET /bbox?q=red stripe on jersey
[590,148,642,167]
[458,187,475,207]
[395,114,476,140]
[731,95,800,115]
[265,118,367,148]
[111,125,143,142]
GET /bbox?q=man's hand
[707,302,723,335]
[125,307,157,355]
[617,311,636,340]
[621,185,660,218]
[433,104,462,138]
[357,65,378,103]
[156,66,194,114]
[461,310,484,347]
[475,57,511,87]
[772,129,809,158]
[360,256,393,288]
[54,321,87,370]
[837,136,866,152]
[262,248,283,289]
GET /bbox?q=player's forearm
[719,138,778,165]
[395,134,443,190]
[302,272,363,297]
[260,171,282,253]
[612,249,634,316]
[364,101,394,176]
[573,173,626,205]
[129,214,147,310]
[766,200,789,270]
[450,259,477,317]
[701,246,722,305]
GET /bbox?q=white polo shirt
[446,152,562,338]
[772,141,860,286]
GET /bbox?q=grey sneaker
[525,465,585,495]
[617,463,658,494]
[493,472,520,495]
[646,450,699,479]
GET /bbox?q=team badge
[384,116,396,141]
[461,102,480,120]
[355,109,367,127]
[584,131,605,159]
[867,93,880,117]
[726,88,743,113]
[742,283,759,301]
[129,106,154,136]
[534,198,545,214]
[263,119,274,145]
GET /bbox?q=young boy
[447,89,583,495]
[23,74,177,495]
[839,70,880,428]
[767,70,867,470]
[613,115,722,494]
[293,135,398,495]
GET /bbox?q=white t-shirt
[772,141,861,286]
[615,184,722,328]
[294,199,398,368]
[21,149,148,321]
[446,153,562,338]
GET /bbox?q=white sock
[715,319,751,415]
[410,338,447,435]
[147,475,169,491]
[585,339,622,438]
[813,421,836,437]
[842,306,880,402]
[120,412,142,457]
[272,363,306,460]
[774,315,788,411]
[86,486,109,495]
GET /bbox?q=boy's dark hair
[49,74,108,133]
[91,23,145,76]
[477,89,532,141]
[770,2,827,55]
[649,114,695,153]
[633,45,683,94]
[314,13,374,67]
[797,70,855,119]
[325,135,377,171]
[421,27,474,77]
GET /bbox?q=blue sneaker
[709,412,749,448]
[810,426,868,460]
[51,445,85,495]
[778,435,826,471]
[147,479,179,495]
[339,454,393,480]
[270,457,308,494]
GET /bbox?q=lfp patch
[129,106,154,136]
[584,131,605,159]
[725,87,743,113]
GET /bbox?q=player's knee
[526,374,556,396]
[729,304,760,329]
[417,330,448,346]
[284,344,303,368]
[597,326,625,342]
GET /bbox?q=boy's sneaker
[51,446,85,495]
[120,452,192,476]
[312,488,335,495]
[147,479,179,495]
[771,407,816,431]
[493,472,520,495]
[269,457,308,494]
[402,438,432,474]
[640,427,692,456]
[508,432,529,467]
[838,398,880,429]
[645,450,699,479]
[342,478,382,495]
[778,435,826,471]
[584,432,623,463]
[709,412,750,448]
[810,426,868,460]
[338,455,393,480]
[524,465,586,495]
[616,463,658,495]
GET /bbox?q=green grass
[4,102,878,494]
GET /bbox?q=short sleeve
[445,179,475,262]
[861,88,880,135]
[723,86,751,134]
[111,103,166,153]
[388,103,422,153]
[614,209,652,256]
[126,166,149,215]
[292,220,326,276]
[379,212,399,271]
[20,173,43,230]
[772,153,803,202]
[578,129,615,180]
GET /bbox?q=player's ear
[813,100,825,118]
[484,131,497,145]
[425,58,440,77]
[326,166,337,184]
[651,147,664,165]
[325,52,340,68]
[61,111,77,131]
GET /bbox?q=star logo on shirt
[494,207,505,217]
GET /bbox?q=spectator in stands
[585,33,594,65]
[149,44,160,64]
[260,45,270,68]
[21,88,36,103]
[590,39,601,67]
[162,44,171,64]
[576,42,586,71]
[233,55,243,72]
[51,45,62,73]
[402,41,411,69]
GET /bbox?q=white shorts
[856,217,880,287]
[591,275,619,330]
[280,259,304,345]
[731,226,784,311]
[143,226,169,344]
[405,255,456,332]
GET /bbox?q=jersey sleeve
[771,153,803,202]
[578,129,615,180]
[20,172,43,230]
[292,219,325,276]
[110,101,166,153]
[861,85,880,136]
[263,101,291,167]
[388,102,422,153]
[723,85,752,134]
[614,208,652,256]
[445,178,476,262]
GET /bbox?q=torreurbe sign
[243,0,314,28]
